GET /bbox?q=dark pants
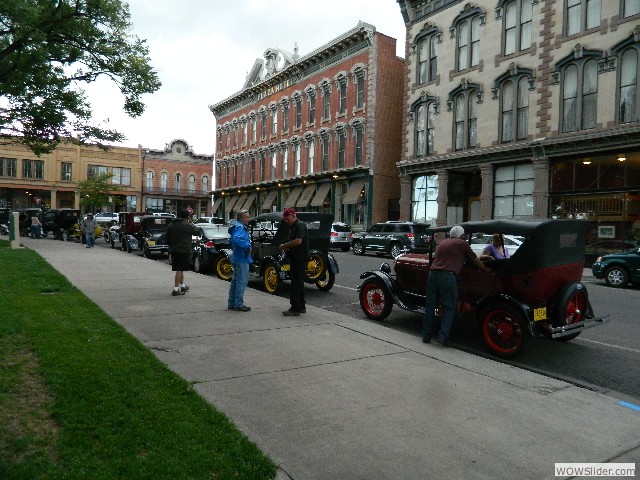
[422,270,458,341]
[289,256,306,312]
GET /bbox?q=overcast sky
[84,0,407,156]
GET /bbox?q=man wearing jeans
[227,210,252,312]
[80,213,97,248]
[422,225,491,347]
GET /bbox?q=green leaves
[77,171,121,209]
[0,0,161,155]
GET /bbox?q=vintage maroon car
[358,219,608,358]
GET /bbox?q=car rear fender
[474,293,536,336]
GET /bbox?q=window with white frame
[320,81,331,120]
[566,0,601,36]
[233,121,238,148]
[87,164,108,179]
[307,140,315,174]
[161,171,168,191]
[250,154,256,183]
[293,93,302,129]
[242,118,248,146]
[337,129,346,168]
[260,109,267,140]
[225,164,230,187]
[321,134,330,171]
[555,52,600,132]
[175,173,182,191]
[281,99,290,133]
[306,87,316,125]
[282,144,289,178]
[623,0,640,17]
[354,124,363,165]
[612,36,640,124]
[494,163,534,218]
[413,97,437,157]
[452,8,484,71]
[188,174,196,192]
[495,67,533,142]
[23,159,44,179]
[271,148,277,180]
[416,29,439,84]
[336,75,347,115]
[202,175,208,193]
[449,82,481,151]
[112,167,131,185]
[260,150,266,181]
[411,174,439,224]
[271,106,278,135]
[61,162,72,181]
[352,67,366,109]
[225,124,231,150]
[251,114,257,143]
[294,142,301,176]
[501,0,532,55]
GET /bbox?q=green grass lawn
[0,240,276,479]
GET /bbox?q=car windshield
[333,224,351,232]
[200,225,229,237]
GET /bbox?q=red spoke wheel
[480,303,525,358]
[359,278,393,321]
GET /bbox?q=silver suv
[351,221,431,258]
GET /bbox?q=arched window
[175,173,182,191]
[188,174,195,192]
[414,26,440,84]
[161,172,168,191]
[556,57,599,132]
[612,34,640,124]
[146,171,153,189]
[448,81,481,151]
[451,7,485,71]
[202,175,209,193]
[494,67,534,142]
[500,0,533,55]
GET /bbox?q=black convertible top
[253,212,335,252]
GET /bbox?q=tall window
[282,101,290,132]
[294,95,302,129]
[623,0,640,17]
[321,83,331,120]
[251,114,257,143]
[414,102,436,156]
[618,48,638,123]
[260,151,266,181]
[559,58,598,132]
[250,154,256,183]
[417,33,438,84]
[497,70,532,142]
[225,164,230,187]
[455,13,483,71]
[566,0,601,36]
[175,173,182,191]
[188,174,196,192]
[202,175,209,193]
[161,172,168,191]
[450,85,480,150]
[225,125,230,150]
[233,122,238,148]
[242,119,248,145]
[61,162,72,181]
[112,167,131,185]
[355,72,365,109]
[0,157,17,177]
[337,130,346,168]
[307,140,315,174]
[271,107,278,135]
[260,109,267,140]
[306,88,316,124]
[412,175,439,224]
[494,163,534,218]
[321,135,330,171]
[294,143,301,176]
[502,0,532,55]
[337,76,347,114]
[271,149,277,180]
[354,125,363,165]
[282,145,289,178]
[87,164,107,178]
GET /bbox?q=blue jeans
[228,262,249,308]
[85,231,94,247]
[422,270,458,341]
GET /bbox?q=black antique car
[215,212,339,294]
[192,224,231,274]
[358,219,608,358]
[41,208,81,240]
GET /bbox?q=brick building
[141,139,213,217]
[209,22,404,228]
[397,0,640,245]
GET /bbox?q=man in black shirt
[166,209,199,296]
[279,208,309,316]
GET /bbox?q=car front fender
[327,252,339,274]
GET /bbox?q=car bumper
[591,262,605,279]
[547,314,610,339]
[330,240,351,248]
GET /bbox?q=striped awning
[310,182,332,207]
[225,195,239,213]
[261,190,278,211]
[283,187,303,208]
[212,197,223,214]
[342,178,367,205]
[296,184,316,208]
[239,193,257,211]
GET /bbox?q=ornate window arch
[304,84,317,125]
[447,79,483,150]
[411,92,438,157]
[334,71,348,115]
[412,24,441,84]
[319,78,332,121]
[611,31,640,124]
[493,64,535,142]
[450,4,486,71]
[496,0,533,55]
[292,90,303,129]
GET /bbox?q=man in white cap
[422,225,491,347]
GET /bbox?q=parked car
[138,216,172,257]
[215,212,339,294]
[194,216,226,225]
[358,219,608,358]
[192,224,231,274]
[111,212,146,250]
[591,245,640,288]
[351,221,431,258]
[94,212,119,224]
[15,208,43,236]
[469,233,524,257]
[584,240,637,266]
[41,209,81,240]
[330,222,353,251]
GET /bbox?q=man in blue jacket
[227,210,253,312]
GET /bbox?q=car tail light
[204,241,215,248]
[331,232,338,236]
[407,233,415,238]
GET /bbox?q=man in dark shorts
[279,208,309,316]
[166,209,199,296]
[422,225,492,346]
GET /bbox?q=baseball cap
[282,207,296,218]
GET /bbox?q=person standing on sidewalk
[166,209,199,296]
[279,208,308,316]
[80,213,97,247]
[227,210,252,312]
[422,225,492,347]
[30,214,42,239]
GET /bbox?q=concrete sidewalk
[17,237,640,479]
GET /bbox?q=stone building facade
[397,0,640,244]
[210,22,404,228]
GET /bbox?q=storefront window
[411,175,438,224]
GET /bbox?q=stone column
[50,188,57,209]
[479,164,494,220]
[435,169,448,226]
[399,174,412,221]
[532,157,550,219]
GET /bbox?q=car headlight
[595,256,602,263]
